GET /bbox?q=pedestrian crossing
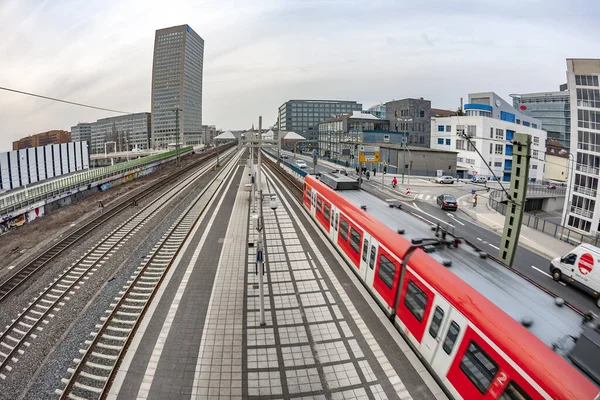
[414,193,470,207]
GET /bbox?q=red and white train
[303,174,600,400]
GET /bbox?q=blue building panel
[506,130,514,141]
[465,103,493,111]
[505,145,513,156]
[500,111,516,123]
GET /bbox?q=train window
[499,382,532,400]
[335,213,338,230]
[362,239,369,262]
[350,228,361,253]
[460,341,499,394]
[340,219,349,241]
[378,254,396,289]
[324,204,331,222]
[404,280,428,321]
[428,306,444,339]
[306,188,312,205]
[442,321,460,354]
[316,198,323,214]
[369,246,376,269]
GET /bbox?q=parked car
[547,185,557,189]
[280,153,289,159]
[295,160,307,169]
[436,194,458,211]
[471,176,487,184]
[435,176,455,184]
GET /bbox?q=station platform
[106,162,445,400]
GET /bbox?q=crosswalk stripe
[417,194,424,200]
[425,195,431,201]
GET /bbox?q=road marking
[8,265,15,270]
[446,212,465,226]
[477,237,482,241]
[424,195,431,201]
[488,244,500,250]
[412,202,455,228]
[417,194,424,200]
[531,265,567,286]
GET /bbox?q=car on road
[435,176,455,184]
[436,194,458,211]
[471,176,487,184]
[279,153,289,159]
[295,160,307,169]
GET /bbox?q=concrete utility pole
[174,108,181,167]
[499,133,531,266]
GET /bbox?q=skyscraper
[151,25,204,149]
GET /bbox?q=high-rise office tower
[151,24,204,149]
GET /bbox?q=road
[276,149,597,313]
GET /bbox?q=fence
[487,189,600,246]
[0,146,193,217]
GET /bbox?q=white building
[431,92,547,182]
[563,59,600,234]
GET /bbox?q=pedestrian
[356,166,359,175]
[345,160,349,168]
[373,168,377,177]
[473,193,478,208]
[366,170,370,180]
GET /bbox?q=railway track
[0,145,234,303]
[57,150,242,399]
[0,148,237,381]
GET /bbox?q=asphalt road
[274,149,598,313]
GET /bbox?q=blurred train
[303,173,600,400]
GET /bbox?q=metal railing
[490,185,566,203]
[0,146,193,217]
[571,206,594,219]
[576,163,600,176]
[574,185,597,197]
[488,190,600,246]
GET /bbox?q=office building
[431,92,547,182]
[71,123,92,145]
[90,113,152,154]
[511,89,570,150]
[151,24,204,149]
[1,142,89,192]
[202,125,216,146]
[364,103,386,119]
[277,100,362,141]
[562,59,600,234]
[12,130,71,150]
[385,98,431,147]
[317,111,392,159]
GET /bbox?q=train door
[328,205,337,242]
[428,310,468,381]
[358,233,371,282]
[419,295,451,363]
[364,238,379,286]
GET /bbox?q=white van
[550,243,600,307]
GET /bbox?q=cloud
[1,0,600,150]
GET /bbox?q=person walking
[473,193,478,208]
[373,168,376,177]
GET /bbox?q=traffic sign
[359,145,380,152]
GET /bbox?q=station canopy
[215,131,236,140]
[283,131,305,140]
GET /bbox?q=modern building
[562,59,600,234]
[277,100,362,141]
[511,88,570,150]
[317,111,392,160]
[202,125,217,146]
[431,92,547,182]
[90,113,152,154]
[0,142,89,192]
[385,98,431,147]
[544,138,569,182]
[71,123,92,145]
[12,130,71,150]
[364,103,386,119]
[151,24,204,149]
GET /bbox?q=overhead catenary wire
[0,86,132,114]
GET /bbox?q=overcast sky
[0,0,598,151]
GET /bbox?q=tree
[456,107,465,116]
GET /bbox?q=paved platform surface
[106,161,445,399]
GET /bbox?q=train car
[303,173,600,400]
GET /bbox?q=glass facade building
[71,123,92,145]
[511,90,570,150]
[278,100,362,141]
[90,113,151,154]
[151,25,204,149]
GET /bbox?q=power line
[0,86,132,114]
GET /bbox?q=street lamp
[396,118,412,184]
[172,108,183,167]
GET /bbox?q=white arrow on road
[446,212,465,226]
